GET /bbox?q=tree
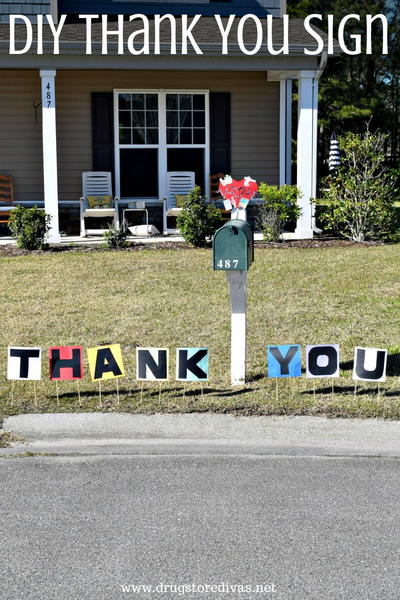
[320,130,398,241]
[288,0,400,170]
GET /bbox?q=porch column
[279,79,292,186]
[296,71,318,239]
[40,69,60,243]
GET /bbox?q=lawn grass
[1,243,400,419]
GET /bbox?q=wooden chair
[210,172,230,222]
[210,172,225,201]
[80,172,119,236]
[0,175,14,226]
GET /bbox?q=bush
[177,186,223,247]
[103,225,128,249]
[257,184,302,241]
[320,130,398,242]
[9,205,51,250]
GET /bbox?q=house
[0,0,338,241]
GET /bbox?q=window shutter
[91,92,114,175]
[210,92,231,175]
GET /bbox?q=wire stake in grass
[332,380,334,399]
[10,380,15,406]
[33,381,38,409]
[98,381,102,408]
[275,378,278,402]
[77,380,81,407]
[140,382,144,403]
[354,381,358,401]
[313,379,316,401]
[201,382,204,399]
[56,381,59,408]
[159,382,162,402]
[377,383,380,400]
[116,378,120,406]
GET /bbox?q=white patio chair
[80,172,119,237]
[164,171,195,234]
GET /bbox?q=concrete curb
[3,413,400,455]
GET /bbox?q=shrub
[320,131,398,242]
[103,225,128,249]
[8,205,51,250]
[257,184,302,241]
[177,186,223,247]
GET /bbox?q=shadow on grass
[55,385,252,402]
[56,387,136,400]
[339,353,400,375]
[301,385,356,395]
[301,384,400,398]
[387,353,400,376]
[246,373,265,383]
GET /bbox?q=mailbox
[213,219,254,270]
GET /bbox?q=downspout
[316,50,328,78]
[51,0,58,24]
[312,50,328,234]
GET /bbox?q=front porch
[0,32,325,241]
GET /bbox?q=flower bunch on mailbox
[218,175,258,211]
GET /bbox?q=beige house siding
[0,70,44,202]
[0,69,279,202]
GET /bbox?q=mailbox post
[213,218,254,385]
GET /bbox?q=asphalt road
[1,446,400,600]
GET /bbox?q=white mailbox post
[212,177,257,386]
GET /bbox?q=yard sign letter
[87,344,125,381]
[176,348,208,381]
[136,348,169,381]
[49,346,84,381]
[353,347,387,382]
[306,345,339,378]
[7,347,42,380]
[267,345,301,378]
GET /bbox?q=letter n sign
[136,348,169,381]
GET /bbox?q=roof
[0,17,341,56]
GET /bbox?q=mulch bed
[0,238,383,257]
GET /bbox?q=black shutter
[210,92,231,175]
[91,92,114,175]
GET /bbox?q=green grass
[1,243,400,419]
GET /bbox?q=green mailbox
[213,219,254,270]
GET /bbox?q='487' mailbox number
[212,220,254,271]
[216,259,240,269]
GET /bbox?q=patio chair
[0,175,14,226]
[164,171,195,234]
[80,172,119,237]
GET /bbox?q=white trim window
[114,89,210,200]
